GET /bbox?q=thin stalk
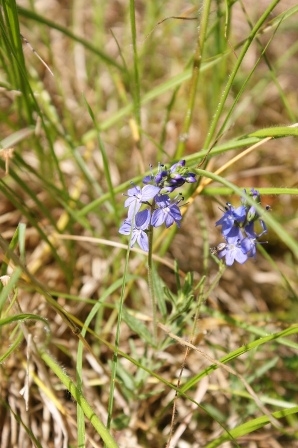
[147,223,157,343]
[106,246,131,432]
[175,0,212,159]
[129,0,141,129]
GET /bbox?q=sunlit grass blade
[40,350,119,448]
[0,0,33,121]
[181,324,298,393]
[203,0,280,149]
[205,406,298,448]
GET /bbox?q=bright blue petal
[164,214,174,228]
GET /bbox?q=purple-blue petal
[169,204,182,220]
[241,237,257,257]
[135,209,151,229]
[170,160,185,173]
[127,185,141,197]
[233,205,246,222]
[244,222,257,238]
[119,220,131,235]
[185,173,196,183]
[234,249,248,264]
[164,214,175,228]
[226,226,243,239]
[151,209,165,227]
[137,231,149,251]
[141,185,160,201]
[127,201,142,219]
[155,194,170,208]
[142,175,153,184]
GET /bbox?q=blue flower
[241,236,257,258]
[215,203,246,238]
[124,184,160,219]
[120,161,196,249]
[151,194,182,228]
[213,189,270,266]
[119,209,151,251]
[217,235,248,266]
[241,221,267,258]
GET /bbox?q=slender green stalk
[84,99,120,225]
[147,223,157,343]
[175,0,212,159]
[181,324,298,393]
[129,0,141,129]
[106,244,132,432]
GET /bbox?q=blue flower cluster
[212,188,268,266]
[119,160,196,251]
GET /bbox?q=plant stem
[147,224,157,343]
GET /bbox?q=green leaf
[249,125,298,138]
[122,308,154,345]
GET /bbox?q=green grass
[0,0,298,447]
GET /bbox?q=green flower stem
[147,223,157,343]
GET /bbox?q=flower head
[143,160,196,192]
[213,188,269,266]
[120,161,196,251]
[217,235,248,266]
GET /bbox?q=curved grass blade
[205,406,298,448]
